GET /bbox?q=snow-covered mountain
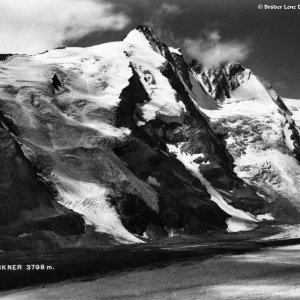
[1,25,300,246]
[190,61,300,219]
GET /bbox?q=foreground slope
[4,243,300,300]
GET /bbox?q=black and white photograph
[0,0,300,299]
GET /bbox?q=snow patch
[147,176,160,187]
[256,191,266,198]
[283,123,294,151]
[256,213,274,221]
[142,231,149,239]
[18,232,33,238]
[169,47,182,55]
[168,228,178,237]
[226,217,258,233]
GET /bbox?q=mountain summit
[1,25,300,248]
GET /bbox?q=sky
[0,0,299,97]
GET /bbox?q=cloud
[183,30,251,68]
[159,3,182,15]
[273,81,288,90]
[0,0,130,54]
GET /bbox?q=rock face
[193,62,247,101]
[1,25,300,246]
